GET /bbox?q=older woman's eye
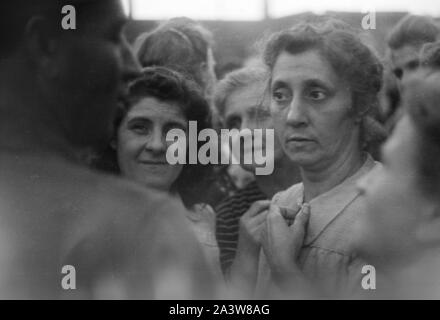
[307,89,327,101]
[272,88,291,103]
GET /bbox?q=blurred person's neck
[301,135,364,203]
[0,59,79,163]
[255,157,301,198]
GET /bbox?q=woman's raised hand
[261,203,310,278]
[237,200,272,254]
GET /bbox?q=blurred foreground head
[355,45,440,288]
[0,1,215,299]
[0,0,140,150]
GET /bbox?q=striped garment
[215,181,267,275]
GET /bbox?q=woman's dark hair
[404,47,440,198]
[133,17,214,89]
[263,18,386,150]
[96,66,213,208]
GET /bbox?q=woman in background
[214,67,301,279]
[134,17,217,102]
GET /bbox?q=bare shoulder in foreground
[0,153,214,299]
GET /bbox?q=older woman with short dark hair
[249,19,386,298]
[96,66,222,281]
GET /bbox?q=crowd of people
[1,0,440,299]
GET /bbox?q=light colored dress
[256,155,379,298]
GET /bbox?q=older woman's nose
[286,96,307,127]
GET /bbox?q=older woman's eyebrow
[303,78,334,91]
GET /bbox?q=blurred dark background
[125,12,440,78]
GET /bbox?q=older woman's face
[270,50,359,170]
[355,115,428,270]
[117,97,187,192]
[224,81,284,172]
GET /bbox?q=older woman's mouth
[286,136,314,143]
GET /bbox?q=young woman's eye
[272,88,291,103]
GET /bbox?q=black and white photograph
[1,0,440,306]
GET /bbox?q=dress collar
[301,155,377,245]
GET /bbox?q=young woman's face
[270,50,359,171]
[117,97,187,192]
[355,115,429,269]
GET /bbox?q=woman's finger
[251,208,270,222]
[243,200,271,218]
[278,202,302,219]
[266,206,289,233]
[290,204,310,243]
